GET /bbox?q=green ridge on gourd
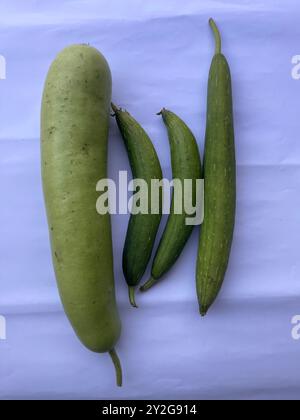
[111,104,163,308]
[196,19,236,316]
[41,44,122,386]
[140,109,201,292]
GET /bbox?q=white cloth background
[1,0,300,400]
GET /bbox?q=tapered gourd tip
[108,348,122,387]
[128,286,138,308]
[199,306,208,317]
[140,276,156,292]
[209,18,222,54]
[156,107,167,116]
[111,102,120,114]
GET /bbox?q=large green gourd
[41,45,122,385]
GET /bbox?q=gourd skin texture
[41,45,121,354]
[112,105,163,307]
[196,20,236,316]
[141,109,201,291]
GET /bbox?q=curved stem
[108,348,122,387]
[128,286,138,308]
[140,276,158,292]
[209,18,221,54]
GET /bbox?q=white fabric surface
[1,0,300,400]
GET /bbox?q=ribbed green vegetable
[112,104,163,307]
[140,109,201,291]
[196,19,236,316]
